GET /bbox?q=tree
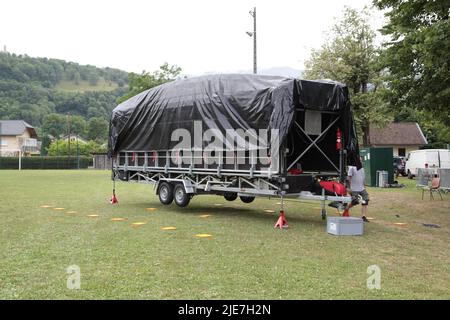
[40,113,67,155]
[304,7,391,146]
[68,115,87,137]
[117,63,182,103]
[373,0,450,125]
[87,117,109,142]
[41,113,66,138]
[87,71,100,86]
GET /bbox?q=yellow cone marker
[264,210,275,213]
[66,211,77,214]
[146,208,157,212]
[111,218,126,222]
[367,217,375,220]
[199,214,211,218]
[132,222,147,227]
[87,214,99,218]
[393,222,407,226]
[161,226,177,230]
[53,207,65,211]
[41,205,53,208]
[195,234,213,238]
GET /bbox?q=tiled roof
[370,122,427,146]
[0,120,37,138]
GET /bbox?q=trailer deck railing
[113,149,280,178]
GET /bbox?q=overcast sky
[0,0,385,75]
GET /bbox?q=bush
[47,139,106,156]
[0,156,92,169]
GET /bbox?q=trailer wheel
[239,196,255,203]
[158,182,174,205]
[224,193,238,201]
[174,184,190,207]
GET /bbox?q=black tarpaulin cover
[108,74,359,166]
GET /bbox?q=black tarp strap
[287,116,340,172]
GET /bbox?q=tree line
[0,80,126,126]
[304,1,449,148]
[0,52,128,87]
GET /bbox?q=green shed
[360,147,394,187]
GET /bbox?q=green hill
[0,52,129,128]
[0,52,128,91]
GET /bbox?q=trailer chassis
[112,164,351,220]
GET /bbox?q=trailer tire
[239,196,255,203]
[224,193,238,201]
[158,182,174,205]
[174,184,190,207]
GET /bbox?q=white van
[405,149,450,178]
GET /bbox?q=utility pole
[76,135,79,169]
[0,122,2,157]
[67,114,71,159]
[247,7,257,74]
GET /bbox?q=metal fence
[0,156,92,169]
[417,168,450,192]
[93,153,112,170]
[438,168,450,191]
[416,168,436,187]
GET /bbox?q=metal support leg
[275,194,288,229]
[321,188,327,220]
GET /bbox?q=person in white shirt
[346,157,370,221]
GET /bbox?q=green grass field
[0,170,449,299]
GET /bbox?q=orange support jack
[274,196,288,229]
[110,193,118,204]
[274,210,289,229]
[111,159,119,204]
[342,207,350,217]
[110,188,118,204]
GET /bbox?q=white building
[0,120,41,156]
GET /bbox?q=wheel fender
[155,181,162,195]
[183,180,195,194]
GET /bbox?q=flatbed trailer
[109,74,359,219]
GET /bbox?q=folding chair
[422,177,443,200]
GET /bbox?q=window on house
[0,139,8,147]
[398,148,406,157]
